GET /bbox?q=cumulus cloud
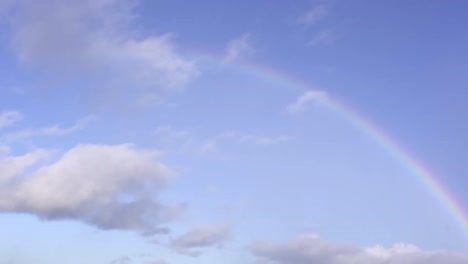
[171,224,232,257]
[250,233,468,264]
[3,0,198,107]
[224,33,254,63]
[0,111,23,129]
[284,90,328,115]
[0,143,183,234]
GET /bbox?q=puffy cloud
[0,143,183,234]
[250,233,468,264]
[284,90,328,115]
[171,224,232,257]
[224,33,254,63]
[0,111,23,129]
[3,0,198,106]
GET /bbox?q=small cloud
[250,233,468,264]
[153,125,191,139]
[238,135,291,145]
[284,90,328,115]
[171,224,232,257]
[109,256,132,264]
[200,140,218,154]
[0,111,23,129]
[224,33,254,63]
[146,260,167,264]
[4,115,97,142]
[307,29,334,46]
[296,5,328,27]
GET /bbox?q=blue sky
[0,1,468,263]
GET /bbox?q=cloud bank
[250,233,468,264]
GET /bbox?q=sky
[0,0,468,263]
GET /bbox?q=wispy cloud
[200,132,291,154]
[224,33,254,63]
[109,256,132,264]
[250,233,468,264]
[4,115,96,142]
[296,5,328,27]
[284,90,328,115]
[307,29,334,46]
[0,111,23,129]
[171,224,232,257]
[153,125,191,139]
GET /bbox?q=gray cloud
[0,143,184,234]
[171,224,232,257]
[3,0,198,108]
[250,233,468,264]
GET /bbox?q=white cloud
[171,224,232,257]
[224,33,254,63]
[285,90,328,115]
[250,233,468,264]
[0,143,184,234]
[4,115,96,142]
[4,0,198,107]
[0,111,23,129]
[297,5,328,27]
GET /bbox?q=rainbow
[195,54,468,236]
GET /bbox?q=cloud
[224,33,254,63]
[109,256,132,264]
[250,233,468,264]
[237,134,291,145]
[0,143,184,234]
[284,90,328,115]
[296,5,328,27]
[201,132,291,154]
[0,111,23,129]
[146,260,167,264]
[153,125,191,139]
[171,224,232,257]
[4,115,96,142]
[307,29,334,46]
[3,0,198,107]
